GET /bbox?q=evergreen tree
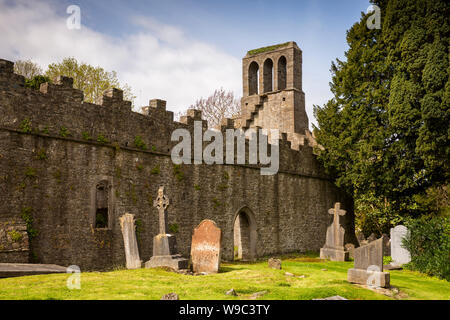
[314,0,449,235]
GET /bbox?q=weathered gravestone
[320,202,349,261]
[119,213,142,269]
[390,225,411,267]
[356,232,365,245]
[161,292,179,300]
[268,258,282,270]
[190,219,222,273]
[347,237,390,288]
[145,186,188,270]
[367,233,377,243]
[345,243,355,259]
[382,233,391,256]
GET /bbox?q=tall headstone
[320,202,349,261]
[145,186,188,270]
[390,225,411,267]
[347,237,390,288]
[119,213,142,269]
[190,219,222,273]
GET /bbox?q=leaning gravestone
[320,202,349,261]
[356,233,365,245]
[347,237,390,288]
[119,213,142,269]
[382,233,391,256]
[390,225,411,267]
[190,219,222,273]
[145,186,188,270]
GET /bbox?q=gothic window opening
[95,181,110,228]
[248,61,259,95]
[277,56,287,90]
[263,58,273,92]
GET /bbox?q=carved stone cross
[329,202,346,247]
[153,186,170,234]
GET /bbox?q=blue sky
[0,0,372,127]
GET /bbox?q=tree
[14,59,43,79]
[313,0,449,235]
[46,57,135,104]
[187,88,241,128]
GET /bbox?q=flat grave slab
[0,263,67,278]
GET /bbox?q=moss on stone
[247,42,290,56]
[59,126,70,137]
[36,149,47,160]
[168,223,179,234]
[134,135,147,150]
[8,230,23,242]
[24,167,36,178]
[21,206,38,241]
[150,165,160,175]
[20,118,32,133]
[173,164,184,181]
[97,134,108,144]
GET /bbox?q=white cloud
[0,0,241,113]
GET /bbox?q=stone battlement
[0,55,355,270]
[0,58,324,178]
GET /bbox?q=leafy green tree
[314,0,449,235]
[46,57,135,104]
[25,75,52,90]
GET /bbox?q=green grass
[0,254,448,300]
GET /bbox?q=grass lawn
[0,253,448,300]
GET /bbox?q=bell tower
[240,41,309,136]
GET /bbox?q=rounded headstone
[190,219,222,273]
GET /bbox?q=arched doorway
[233,207,257,261]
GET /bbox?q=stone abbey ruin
[0,41,357,270]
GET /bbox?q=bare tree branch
[14,59,43,79]
[185,88,241,128]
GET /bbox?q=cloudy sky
[0,0,372,128]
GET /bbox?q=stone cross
[329,202,346,248]
[153,186,170,235]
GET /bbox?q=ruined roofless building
[238,41,316,149]
[0,42,357,270]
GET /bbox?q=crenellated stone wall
[0,57,357,270]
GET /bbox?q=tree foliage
[187,88,241,129]
[403,216,450,281]
[14,59,43,79]
[314,0,449,235]
[46,57,135,104]
[25,75,52,90]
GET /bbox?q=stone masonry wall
[0,59,357,270]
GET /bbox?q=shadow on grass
[219,266,235,273]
